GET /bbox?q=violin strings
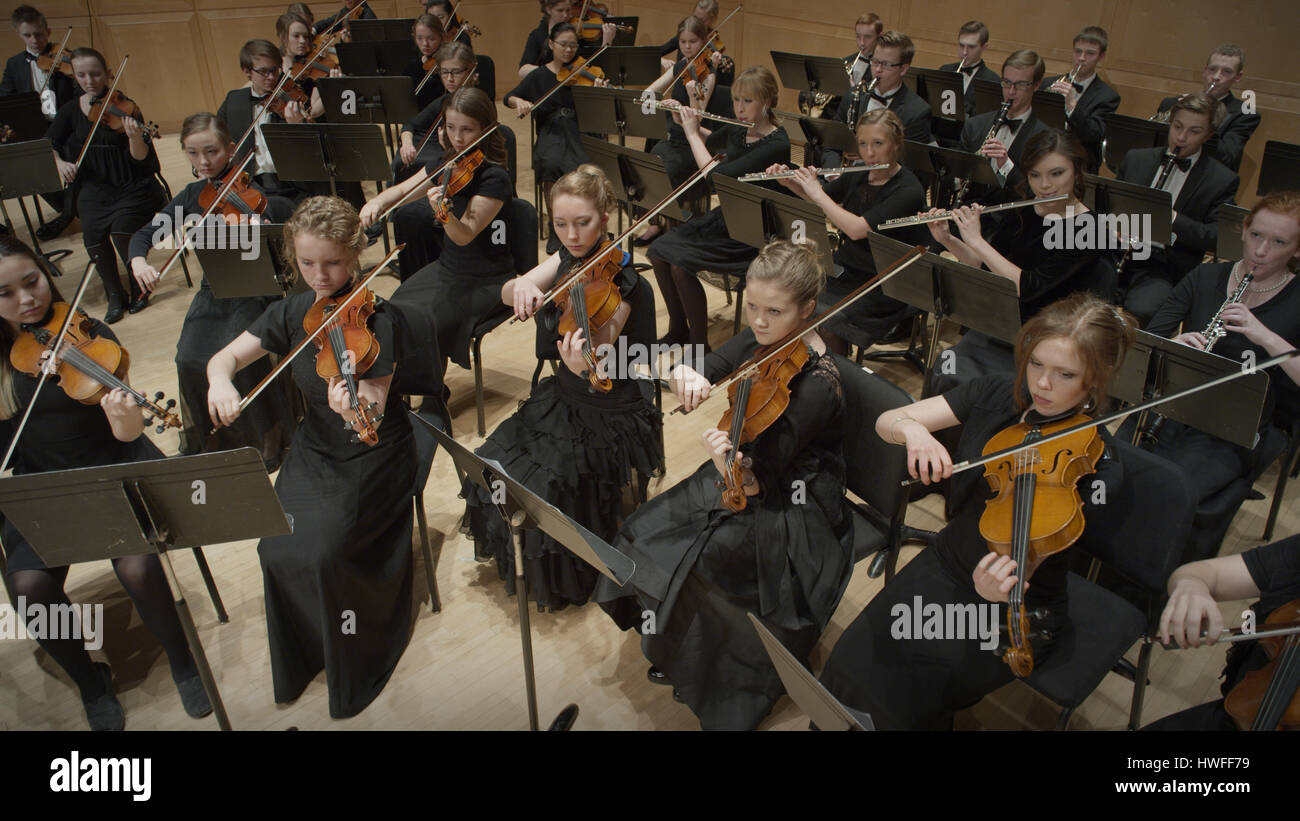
[1252,634,1300,730]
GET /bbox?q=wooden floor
[0,110,1294,731]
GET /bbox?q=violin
[570,1,633,41]
[446,20,482,40]
[422,52,439,72]
[978,413,1105,677]
[551,240,631,393]
[1224,598,1300,730]
[36,46,74,77]
[301,284,383,446]
[264,76,312,119]
[87,89,161,142]
[292,49,339,81]
[9,302,180,432]
[555,55,605,87]
[713,337,810,511]
[197,164,268,225]
[431,148,485,222]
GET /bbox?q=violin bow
[510,154,724,324]
[411,55,480,147]
[1146,619,1300,650]
[210,244,402,432]
[73,54,129,173]
[377,120,500,223]
[319,0,371,41]
[151,150,260,283]
[0,262,99,474]
[35,28,73,97]
[290,31,341,84]
[663,5,740,96]
[229,60,296,162]
[900,347,1300,487]
[668,245,927,414]
[516,44,611,119]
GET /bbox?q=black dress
[519,19,552,69]
[595,330,854,730]
[126,178,298,456]
[819,373,1127,729]
[505,66,587,183]
[646,125,790,276]
[403,54,445,114]
[244,291,416,719]
[392,93,447,186]
[462,246,664,610]
[815,166,928,342]
[650,58,744,191]
[390,163,515,369]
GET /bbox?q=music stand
[925,142,1001,202]
[1100,113,1167,174]
[189,223,309,298]
[318,76,419,157]
[799,116,856,157]
[336,40,419,76]
[408,411,634,731]
[1086,173,1173,250]
[907,66,966,121]
[869,232,1021,396]
[0,448,292,731]
[581,136,685,219]
[0,92,49,140]
[769,51,851,100]
[571,86,623,137]
[261,123,391,196]
[0,138,69,274]
[1215,204,1248,261]
[347,18,415,41]
[1112,330,1268,449]
[1258,140,1300,197]
[712,174,833,274]
[589,46,663,88]
[1030,90,1067,132]
[968,77,1003,116]
[602,19,641,49]
[747,614,873,730]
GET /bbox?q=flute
[875,194,1069,229]
[737,163,888,182]
[645,97,754,128]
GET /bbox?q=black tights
[8,555,196,701]
[650,258,710,349]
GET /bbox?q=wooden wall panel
[90,12,212,133]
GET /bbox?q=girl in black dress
[1140,191,1300,521]
[642,15,723,195]
[127,112,297,463]
[47,47,165,323]
[382,88,516,374]
[462,164,663,610]
[926,129,1114,391]
[596,240,854,730]
[392,40,477,186]
[764,108,929,355]
[403,14,447,114]
[206,196,417,719]
[647,65,790,350]
[424,0,496,98]
[277,11,334,122]
[518,0,573,80]
[0,236,210,730]
[818,293,1137,729]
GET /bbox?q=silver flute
[737,163,888,182]
[1202,266,1255,352]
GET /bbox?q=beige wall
[35,0,1296,202]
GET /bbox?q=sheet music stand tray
[190,223,308,298]
[581,136,686,224]
[0,448,292,730]
[336,40,418,76]
[1086,173,1173,249]
[1258,140,1300,197]
[262,123,391,196]
[348,18,416,41]
[799,116,857,158]
[589,46,662,88]
[1100,113,1168,174]
[0,138,71,275]
[747,614,873,730]
[0,92,49,140]
[713,174,833,273]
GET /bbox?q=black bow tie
[1169,155,1192,172]
[959,63,979,75]
[1071,81,1085,93]
[870,91,893,105]
[1002,117,1023,135]
[23,51,38,62]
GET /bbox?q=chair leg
[1055,706,1074,730]
[1262,443,1298,541]
[414,492,441,613]
[1128,642,1154,730]
[190,547,229,624]
[178,247,194,288]
[472,334,487,437]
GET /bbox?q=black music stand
[336,40,418,76]
[588,46,661,88]
[1100,113,1167,174]
[869,232,1021,396]
[799,116,857,158]
[1258,140,1300,197]
[0,448,292,731]
[409,412,634,731]
[0,92,49,140]
[191,223,309,298]
[1086,173,1173,253]
[318,76,419,158]
[603,16,639,47]
[1029,90,1067,132]
[770,51,852,102]
[747,614,873,730]
[571,86,623,138]
[0,138,70,275]
[1215,204,1249,261]
[907,66,967,121]
[261,122,391,196]
[581,135,685,217]
[968,77,1003,116]
[347,18,415,41]
[925,142,1001,203]
[1112,330,1268,449]
[713,174,833,273]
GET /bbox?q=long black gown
[244,291,416,719]
[595,330,854,730]
[462,246,663,610]
[504,66,587,183]
[127,178,298,456]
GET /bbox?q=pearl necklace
[1235,264,1292,295]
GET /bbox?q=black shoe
[128,295,149,314]
[83,663,124,731]
[35,214,73,241]
[646,665,670,685]
[104,305,125,325]
[365,222,386,246]
[547,703,580,731]
[175,672,213,719]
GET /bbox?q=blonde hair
[0,236,63,420]
[732,65,780,126]
[1012,293,1136,414]
[1170,91,1227,129]
[280,196,365,284]
[180,111,233,149]
[549,163,616,213]
[1002,48,1045,85]
[854,108,904,159]
[745,240,825,308]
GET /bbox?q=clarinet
[844,76,877,130]
[952,101,1011,204]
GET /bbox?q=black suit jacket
[1157,90,1259,172]
[960,108,1047,195]
[217,88,286,167]
[1118,146,1238,275]
[1040,74,1120,174]
[836,80,932,143]
[1,51,78,111]
[939,60,999,117]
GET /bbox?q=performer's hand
[511,276,545,320]
[207,380,243,428]
[1173,331,1208,350]
[326,375,356,419]
[974,552,1028,604]
[925,207,953,243]
[557,329,602,379]
[56,157,77,185]
[1160,577,1223,648]
[980,137,1009,162]
[100,387,137,426]
[950,204,984,243]
[400,141,418,166]
[679,104,702,136]
[898,422,952,485]
[514,99,534,118]
[1219,303,1268,345]
[284,101,306,123]
[670,363,711,412]
[702,427,733,478]
[131,259,161,294]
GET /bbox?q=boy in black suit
[797,12,880,121]
[938,20,997,118]
[2,5,78,237]
[1154,44,1258,173]
[1117,92,1238,322]
[823,29,930,169]
[1041,25,1120,174]
[957,49,1048,201]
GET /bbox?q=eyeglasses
[869,59,904,69]
[251,66,282,78]
[439,67,469,78]
[552,40,579,49]
[1000,79,1034,90]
